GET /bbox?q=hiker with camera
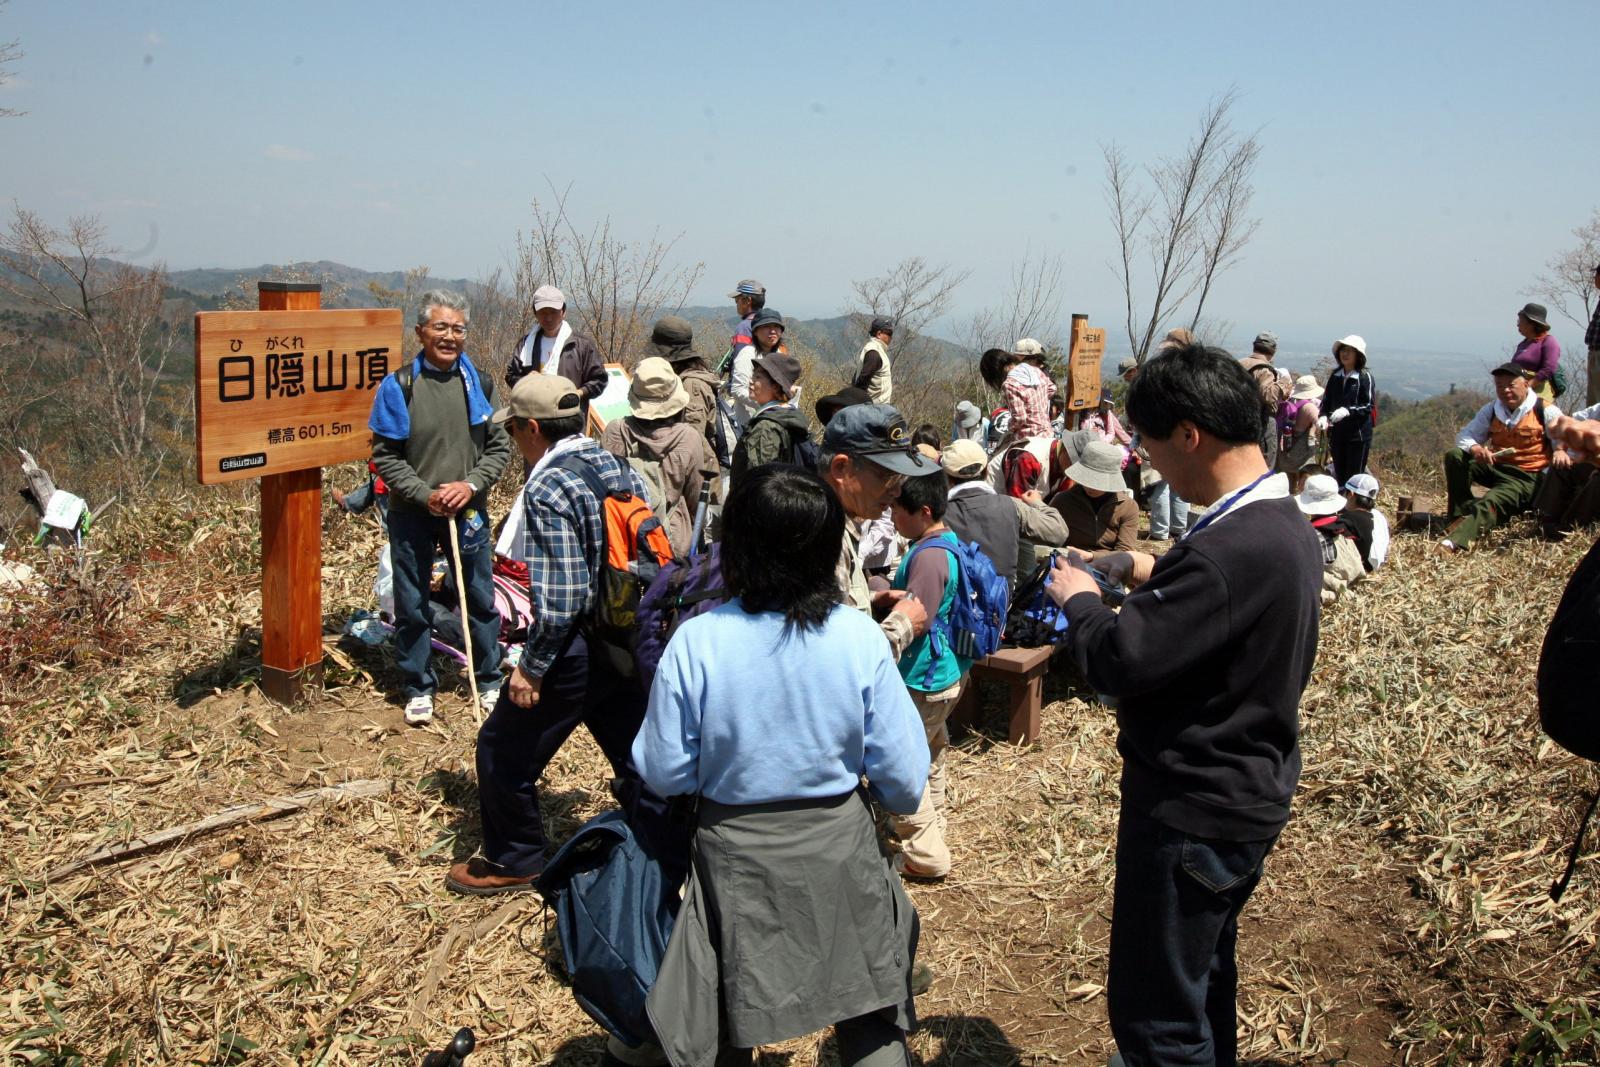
[1043,342,1322,1067]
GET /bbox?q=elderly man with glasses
[369,289,512,726]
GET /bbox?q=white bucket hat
[1295,474,1347,516]
[1290,375,1323,401]
[1331,335,1367,359]
[1066,440,1127,495]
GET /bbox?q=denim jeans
[1107,806,1278,1067]
[341,477,389,519]
[385,505,502,698]
[1146,481,1190,539]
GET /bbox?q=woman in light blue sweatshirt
[633,465,927,1067]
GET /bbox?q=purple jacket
[1513,335,1562,384]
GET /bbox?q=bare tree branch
[1102,89,1262,361]
[1529,209,1600,331]
[844,257,971,426]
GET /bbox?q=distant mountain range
[5,258,1513,400]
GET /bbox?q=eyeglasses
[426,322,467,337]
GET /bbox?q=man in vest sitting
[1441,361,1566,553]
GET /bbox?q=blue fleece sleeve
[632,636,703,800]
[862,645,929,814]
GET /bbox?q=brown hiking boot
[445,857,541,896]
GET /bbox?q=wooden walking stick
[446,516,483,727]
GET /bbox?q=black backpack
[1538,538,1600,900]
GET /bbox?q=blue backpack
[903,535,1008,686]
[535,811,677,1048]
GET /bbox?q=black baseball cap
[821,404,935,476]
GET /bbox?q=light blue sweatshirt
[632,600,929,813]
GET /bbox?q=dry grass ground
[5,465,1600,1065]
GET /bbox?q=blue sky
[3,0,1596,357]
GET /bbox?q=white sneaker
[478,685,502,713]
[404,694,434,726]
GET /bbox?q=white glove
[1330,407,1350,425]
[1317,416,1330,432]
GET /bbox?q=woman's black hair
[1336,343,1369,370]
[979,347,1017,390]
[1125,342,1262,445]
[720,465,844,631]
[911,423,941,450]
[895,469,949,520]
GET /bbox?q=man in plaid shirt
[446,374,678,896]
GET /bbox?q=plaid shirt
[1004,362,1056,439]
[1587,300,1600,351]
[519,437,646,678]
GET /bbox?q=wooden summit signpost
[1065,312,1106,414]
[194,283,404,704]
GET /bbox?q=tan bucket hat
[628,357,689,420]
[1290,375,1324,401]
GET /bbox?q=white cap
[533,284,565,311]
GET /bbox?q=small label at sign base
[220,452,268,473]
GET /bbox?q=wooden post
[257,282,324,703]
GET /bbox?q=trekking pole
[446,516,483,728]
[689,477,712,559]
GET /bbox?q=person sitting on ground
[599,356,716,557]
[951,400,988,447]
[1050,439,1141,555]
[1342,473,1389,571]
[1297,474,1367,604]
[1441,361,1564,553]
[331,458,389,518]
[1537,399,1600,538]
[1275,376,1323,493]
[886,467,974,881]
[729,351,809,492]
[941,438,1067,590]
[634,464,927,1067]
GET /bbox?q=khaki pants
[891,682,963,876]
[1320,535,1366,605]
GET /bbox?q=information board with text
[194,309,404,484]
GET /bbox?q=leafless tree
[0,210,176,483]
[509,183,705,370]
[0,0,22,119]
[1103,90,1262,363]
[218,261,350,310]
[367,263,431,315]
[1530,209,1600,330]
[1528,210,1600,403]
[956,250,1067,356]
[843,257,970,427]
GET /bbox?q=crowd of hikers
[338,273,1600,1067]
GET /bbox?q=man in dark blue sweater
[1047,342,1322,1067]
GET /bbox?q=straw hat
[1295,474,1346,516]
[1290,375,1324,401]
[628,357,689,420]
[1065,440,1127,495]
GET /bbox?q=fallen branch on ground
[39,778,392,884]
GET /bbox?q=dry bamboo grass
[3,471,1599,1064]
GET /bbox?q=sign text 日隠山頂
[194,309,405,484]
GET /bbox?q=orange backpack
[553,454,674,648]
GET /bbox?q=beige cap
[532,284,565,311]
[629,357,690,420]
[1012,338,1045,358]
[940,438,988,480]
[493,373,582,423]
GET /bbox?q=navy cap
[822,404,936,476]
